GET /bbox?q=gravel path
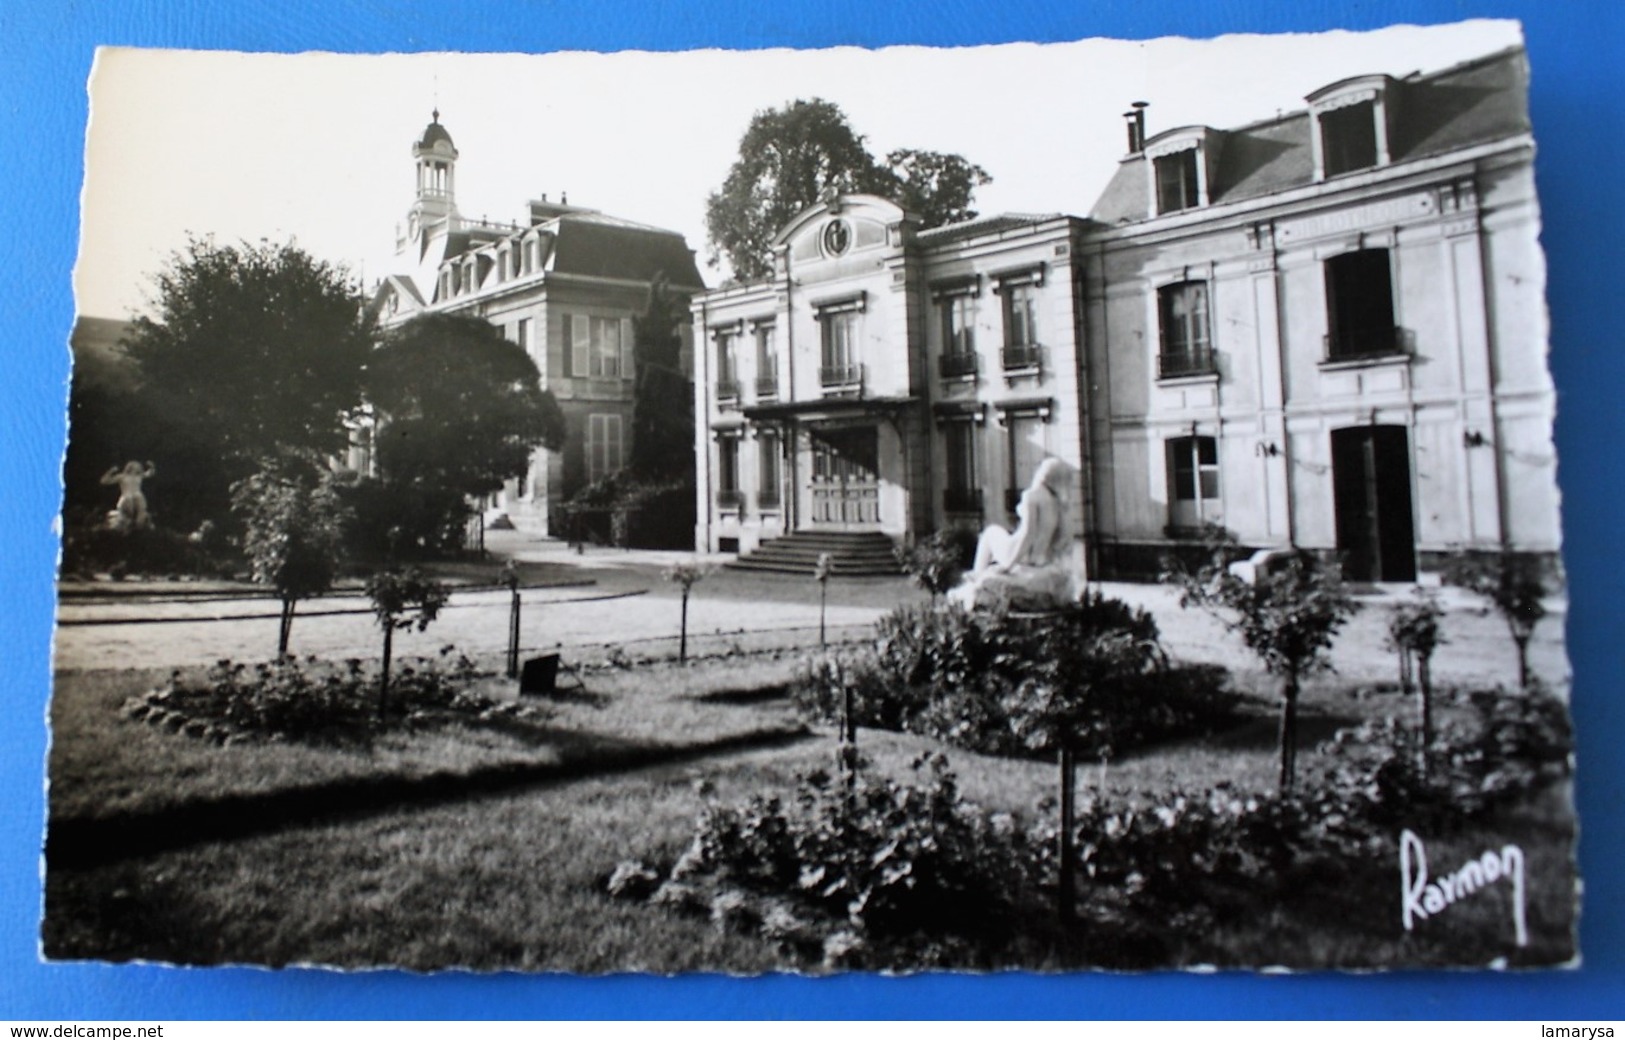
[52,531,1569,692]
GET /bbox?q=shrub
[335,477,471,563]
[897,530,968,600]
[652,753,1038,952]
[1164,539,1358,791]
[59,518,227,580]
[793,594,1236,758]
[126,649,537,745]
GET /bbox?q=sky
[75,19,1522,320]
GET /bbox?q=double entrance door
[810,426,880,527]
[1331,424,1416,582]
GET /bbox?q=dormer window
[1306,76,1397,179]
[1155,151,1199,213]
[1321,101,1378,175]
[1143,127,1220,215]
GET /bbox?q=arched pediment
[773,194,909,265]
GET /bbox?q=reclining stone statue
[948,457,1081,612]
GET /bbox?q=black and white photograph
[47,20,1576,973]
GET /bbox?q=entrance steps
[727,530,903,577]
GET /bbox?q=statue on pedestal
[100,460,156,531]
[948,457,1080,611]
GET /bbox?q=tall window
[943,422,979,514]
[570,315,634,378]
[754,323,778,399]
[1320,101,1379,176]
[587,414,624,484]
[758,431,781,509]
[1155,150,1200,214]
[938,294,977,379]
[1167,435,1220,530]
[1157,281,1214,378]
[820,309,861,388]
[1324,249,1399,360]
[1002,283,1040,371]
[714,330,739,400]
[717,437,741,508]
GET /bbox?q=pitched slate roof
[1090,46,1530,226]
[546,215,704,289]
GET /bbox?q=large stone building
[371,112,704,533]
[692,45,1557,582]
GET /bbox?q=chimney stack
[1124,101,1149,153]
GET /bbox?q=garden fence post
[1058,746,1077,923]
[507,587,521,679]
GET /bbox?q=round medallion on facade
[822,218,852,257]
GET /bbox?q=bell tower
[406,109,459,240]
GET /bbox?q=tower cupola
[408,109,459,231]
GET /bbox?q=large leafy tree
[367,313,567,497]
[705,99,994,282]
[121,237,374,466]
[86,238,373,531]
[628,275,694,478]
[877,148,993,229]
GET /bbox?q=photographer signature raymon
[1399,828,1528,946]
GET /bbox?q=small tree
[813,552,834,647]
[365,568,450,719]
[898,531,965,603]
[231,465,346,657]
[663,559,711,663]
[1387,589,1446,770]
[1166,543,1358,791]
[1444,551,1547,690]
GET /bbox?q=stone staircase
[726,530,903,577]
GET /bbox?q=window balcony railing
[1157,346,1218,380]
[1323,326,1408,363]
[716,489,742,509]
[755,376,780,400]
[1001,343,1042,372]
[943,487,982,514]
[715,378,741,401]
[939,352,980,380]
[819,363,864,391]
[758,488,781,510]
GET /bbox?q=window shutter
[620,317,635,378]
[572,315,591,378]
[609,415,624,472]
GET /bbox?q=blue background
[3,0,1621,1020]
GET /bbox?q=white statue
[948,457,1080,611]
[100,460,156,531]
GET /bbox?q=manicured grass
[47,653,804,824]
[43,642,1578,970]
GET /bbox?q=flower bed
[792,593,1241,759]
[122,649,550,745]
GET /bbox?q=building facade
[1083,44,1553,580]
[692,195,1091,563]
[692,46,1558,583]
[371,113,704,534]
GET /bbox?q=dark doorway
[1331,425,1416,582]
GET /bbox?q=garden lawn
[44,661,1576,970]
[48,652,806,825]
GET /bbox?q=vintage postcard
[49,20,1575,972]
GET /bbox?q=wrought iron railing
[1157,346,1218,379]
[819,363,864,389]
[939,352,979,379]
[1001,343,1041,372]
[754,376,779,400]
